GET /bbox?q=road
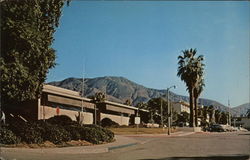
[1,132,250,160]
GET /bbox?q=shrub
[7,121,43,144]
[101,118,119,128]
[79,125,114,144]
[0,128,20,144]
[46,115,75,126]
[64,125,81,140]
[43,125,71,144]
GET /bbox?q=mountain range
[48,76,249,116]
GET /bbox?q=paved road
[1,132,250,160]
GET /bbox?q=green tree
[246,109,250,118]
[194,78,205,126]
[220,112,228,124]
[215,110,222,124]
[177,111,190,126]
[90,92,106,125]
[124,99,132,106]
[208,105,215,124]
[147,98,168,124]
[200,106,209,126]
[177,48,205,127]
[0,0,70,106]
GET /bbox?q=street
[1,132,250,160]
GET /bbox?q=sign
[56,107,60,115]
[135,117,140,125]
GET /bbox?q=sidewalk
[1,131,195,154]
[123,131,195,138]
[0,135,139,154]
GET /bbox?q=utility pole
[160,97,164,130]
[228,99,231,126]
[167,85,176,135]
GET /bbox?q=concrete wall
[39,105,93,124]
[100,113,130,126]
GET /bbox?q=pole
[161,98,163,130]
[136,108,138,134]
[167,88,170,135]
[94,104,97,125]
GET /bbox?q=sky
[47,1,250,107]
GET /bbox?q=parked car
[209,124,225,132]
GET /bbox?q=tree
[208,105,215,124]
[147,98,168,124]
[200,106,209,127]
[124,99,132,106]
[0,0,70,106]
[177,48,205,127]
[194,78,205,126]
[215,110,222,124]
[220,112,228,124]
[90,92,106,125]
[246,109,250,118]
[177,111,190,126]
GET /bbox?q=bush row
[0,115,114,145]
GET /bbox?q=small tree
[177,112,190,126]
[147,98,168,124]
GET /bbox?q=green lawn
[109,127,178,135]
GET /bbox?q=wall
[39,105,93,124]
[100,113,130,126]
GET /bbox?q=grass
[109,127,178,135]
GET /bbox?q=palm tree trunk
[189,88,195,127]
[194,97,198,127]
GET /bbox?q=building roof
[43,84,139,111]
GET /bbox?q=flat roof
[43,84,140,111]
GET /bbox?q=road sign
[135,117,140,124]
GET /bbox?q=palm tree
[215,110,222,124]
[124,99,132,106]
[194,78,205,126]
[208,105,215,124]
[90,92,106,125]
[177,48,205,127]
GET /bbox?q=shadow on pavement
[238,133,250,136]
[140,154,250,160]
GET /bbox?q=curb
[108,142,138,151]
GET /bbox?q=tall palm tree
[194,78,205,126]
[177,48,205,127]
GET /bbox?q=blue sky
[47,1,249,107]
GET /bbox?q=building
[172,101,190,114]
[8,85,147,126]
[234,117,250,130]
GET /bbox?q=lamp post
[167,85,176,135]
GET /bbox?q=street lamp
[167,85,176,135]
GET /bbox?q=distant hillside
[232,103,250,116]
[48,76,247,116]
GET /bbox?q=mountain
[48,76,247,116]
[232,103,250,117]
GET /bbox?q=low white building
[172,101,190,114]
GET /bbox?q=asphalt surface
[1,132,250,160]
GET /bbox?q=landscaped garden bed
[0,115,115,148]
